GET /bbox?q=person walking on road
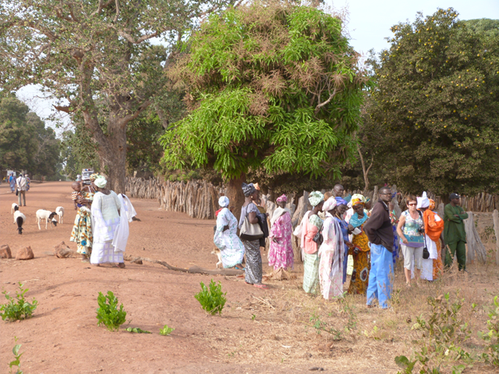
[9,174,16,193]
[16,173,27,206]
[444,193,468,271]
[363,187,394,309]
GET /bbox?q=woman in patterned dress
[346,194,370,294]
[90,176,125,268]
[268,194,294,272]
[318,197,344,299]
[213,196,245,269]
[302,191,324,294]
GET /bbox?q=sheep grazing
[36,209,58,230]
[11,203,18,214]
[13,206,26,235]
[55,206,64,224]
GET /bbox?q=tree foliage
[0,95,60,177]
[361,9,499,195]
[161,1,368,181]
[0,0,233,192]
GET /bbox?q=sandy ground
[1,182,498,374]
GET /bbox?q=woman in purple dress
[268,194,294,272]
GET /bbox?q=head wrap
[417,191,430,209]
[429,199,436,211]
[308,191,324,207]
[351,194,366,206]
[218,196,229,208]
[242,183,256,197]
[94,176,107,188]
[322,197,337,212]
[335,196,348,206]
[276,194,287,203]
[90,173,101,182]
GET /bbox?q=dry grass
[194,258,499,373]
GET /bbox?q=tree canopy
[161,2,368,182]
[358,9,499,195]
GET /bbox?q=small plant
[194,280,226,315]
[96,291,127,331]
[125,327,151,334]
[308,312,342,340]
[478,295,499,366]
[0,283,38,321]
[160,324,175,336]
[9,337,23,374]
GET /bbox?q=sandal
[116,263,126,268]
[234,265,245,271]
[253,284,268,289]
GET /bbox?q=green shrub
[96,291,127,331]
[194,280,226,315]
[0,283,38,322]
[478,295,499,366]
[160,324,175,336]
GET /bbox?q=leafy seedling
[125,327,151,334]
[160,325,175,336]
[96,291,126,331]
[194,280,226,315]
[0,282,38,322]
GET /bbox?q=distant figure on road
[9,174,16,193]
[16,174,27,206]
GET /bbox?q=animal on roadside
[11,203,18,214]
[211,248,223,269]
[13,206,26,235]
[36,209,58,230]
[55,206,64,224]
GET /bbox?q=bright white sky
[17,0,499,133]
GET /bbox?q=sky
[16,0,499,133]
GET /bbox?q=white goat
[11,203,18,215]
[13,206,26,235]
[36,209,58,230]
[55,206,64,224]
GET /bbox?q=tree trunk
[96,120,127,194]
[226,174,246,222]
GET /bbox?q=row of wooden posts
[126,177,499,265]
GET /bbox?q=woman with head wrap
[334,196,352,284]
[239,183,268,288]
[214,196,245,269]
[346,194,371,294]
[268,194,294,272]
[318,197,345,299]
[89,176,125,268]
[420,195,444,280]
[302,191,324,294]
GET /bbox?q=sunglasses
[407,203,417,206]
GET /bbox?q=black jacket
[363,200,394,252]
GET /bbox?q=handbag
[419,210,429,259]
[239,216,264,241]
[313,231,323,246]
[16,190,18,196]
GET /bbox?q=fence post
[493,209,499,265]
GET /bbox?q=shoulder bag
[239,216,264,241]
[418,210,430,259]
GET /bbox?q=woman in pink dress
[268,194,294,272]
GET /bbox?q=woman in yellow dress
[347,194,370,295]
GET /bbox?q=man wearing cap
[444,193,468,271]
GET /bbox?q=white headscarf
[417,191,430,209]
[218,196,229,208]
[322,197,337,212]
[94,176,107,188]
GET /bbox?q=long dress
[347,212,370,295]
[423,210,444,280]
[318,213,344,299]
[334,217,350,283]
[239,203,263,284]
[70,191,94,256]
[9,176,15,192]
[90,191,122,264]
[214,207,245,268]
[268,209,294,270]
[302,214,323,294]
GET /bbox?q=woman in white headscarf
[213,196,245,269]
[90,176,124,268]
[318,197,344,299]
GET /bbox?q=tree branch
[113,0,120,23]
[315,88,337,113]
[118,101,152,129]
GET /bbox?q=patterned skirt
[70,207,93,255]
[348,232,370,295]
[242,239,262,284]
[303,253,320,294]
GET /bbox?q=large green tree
[161,2,367,212]
[362,9,499,195]
[0,0,234,192]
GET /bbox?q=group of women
[213,183,444,297]
[70,174,129,268]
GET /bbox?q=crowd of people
[213,183,469,309]
[70,173,135,268]
[7,172,31,206]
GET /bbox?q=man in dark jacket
[363,187,394,309]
